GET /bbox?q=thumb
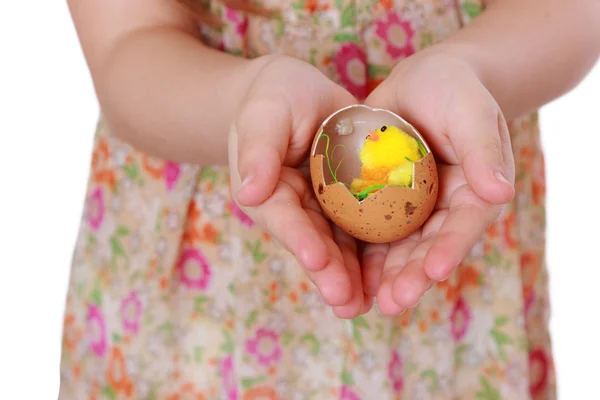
[232,99,291,207]
[447,106,515,205]
[365,74,515,205]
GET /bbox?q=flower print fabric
[59,0,556,399]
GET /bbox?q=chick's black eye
[381,125,387,132]
[366,135,370,139]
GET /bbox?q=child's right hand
[228,55,370,318]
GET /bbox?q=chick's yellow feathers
[359,125,421,170]
[350,125,423,194]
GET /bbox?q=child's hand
[363,48,516,315]
[228,56,370,318]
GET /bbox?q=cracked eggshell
[309,104,439,244]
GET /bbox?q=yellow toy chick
[350,125,423,199]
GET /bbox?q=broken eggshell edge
[309,104,439,244]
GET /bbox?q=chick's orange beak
[368,130,379,141]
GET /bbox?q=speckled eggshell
[309,105,439,244]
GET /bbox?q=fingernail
[494,171,510,185]
[241,173,254,189]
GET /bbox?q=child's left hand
[362,47,516,316]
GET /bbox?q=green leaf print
[228,282,236,295]
[333,32,360,43]
[91,287,103,306]
[194,296,209,313]
[335,0,343,9]
[375,322,384,340]
[157,323,174,341]
[484,246,501,265]
[420,31,434,48]
[367,64,392,78]
[462,2,483,19]
[352,315,369,329]
[494,316,509,327]
[490,328,513,361]
[340,4,356,28]
[309,48,318,66]
[291,0,305,9]
[199,166,218,186]
[421,369,439,391]
[221,329,235,353]
[274,15,285,38]
[100,386,116,400]
[341,368,354,385]
[245,240,268,264]
[116,225,129,236]
[122,160,140,181]
[109,233,130,272]
[245,310,258,328]
[476,376,501,400]
[112,333,122,343]
[241,376,267,389]
[350,316,370,346]
[455,344,468,367]
[300,334,320,355]
[194,346,203,363]
[282,331,294,345]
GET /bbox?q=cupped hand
[228,55,372,318]
[362,48,516,315]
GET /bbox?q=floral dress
[59,0,555,399]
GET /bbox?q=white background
[1,2,598,399]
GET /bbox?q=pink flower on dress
[225,8,248,37]
[221,355,238,400]
[333,43,368,100]
[450,297,472,341]
[340,385,360,400]
[86,304,107,357]
[163,161,181,192]
[87,187,104,230]
[176,248,212,290]
[230,201,254,227]
[120,291,143,335]
[529,348,549,395]
[388,350,404,393]
[374,10,416,59]
[245,328,281,367]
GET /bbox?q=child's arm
[70,0,372,318]
[445,0,600,121]
[361,0,598,315]
[68,0,267,165]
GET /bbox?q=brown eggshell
[309,105,439,244]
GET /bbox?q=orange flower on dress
[182,200,203,246]
[243,386,280,400]
[521,251,540,296]
[502,211,518,249]
[142,154,164,180]
[167,383,208,400]
[106,346,134,397]
[63,314,83,352]
[91,136,117,189]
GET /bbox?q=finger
[361,243,389,297]
[331,227,365,319]
[234,98,290,207]
[386,211,447,308]
[433,164,466,211]
[446,103,515,205]
[361,294,375,315]
[375,232,421,316]
[305,210,353,306]
[423,187,502,281]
